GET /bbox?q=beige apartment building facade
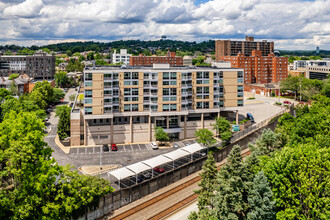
[71,64,244,146]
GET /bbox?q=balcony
[181,92,188,96]
[104,102,112,106]
[104,77,112,81]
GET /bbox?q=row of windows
[85,99,243,114]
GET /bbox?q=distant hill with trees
[1,40,329,57]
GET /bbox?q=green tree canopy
[8,73,19,80]
[247,171,276,220]
[212,116,231,145]
[195,128,216,147]
[55,71,69,88]
[0,111,113,219]
[55,105,71,140]
[154,127,169,145]
[261,144,329,220]
[212,145,251,219]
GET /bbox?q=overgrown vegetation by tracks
[0,83,114,219]
[190,95,330,220]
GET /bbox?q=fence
[73,105,294,220]
[231,106,292,143]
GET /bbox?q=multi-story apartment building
[215,36,274,59]
[0,51,55,80]
[129,51,183,66]
[111,49,132,65]
[218,50,288,84]
[70,63,244,146]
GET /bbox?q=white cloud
[0,0,329,50]
[3,0,43,18]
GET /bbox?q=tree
[280,76,300,100]
[9,82,19,96]
[94,53,102,59]
[53,88,65,103]
[194,154,218,212]
[66,50,72,56]
[212,116,231,144]
[261,144,329,220]
[212,145,251,219]
[247,171,276,220]
[195,128,216,147]
[55,105,71,140]
[0,111,113,219]
[249,128,282,156]
[69,94,76,102]
[31,81,54,107]
[55,71,69,88]
[8,73,19,80]
[154,127,169,145]
[87,52,94,60]
[0,88,11,103]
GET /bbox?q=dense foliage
[212,116,232,145]
[194,128,217,147]
[154,127,169,145]
[280,75,329,101]
[0,84,113,219]
[191,95,330,219]
[55,105,71,140]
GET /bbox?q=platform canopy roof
[126,162,151,174]
[180,143,204,154]
[163,149,190,161]
[142,155,172,168]
[108,167,135,181]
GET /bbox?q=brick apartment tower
[219,50,288,84]
[129,51,183,66]
[216,36,287,84]
[215,36,274,58]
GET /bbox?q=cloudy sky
[0,0,329,50]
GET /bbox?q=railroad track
[110,176,201,220]
[109,149,251,220]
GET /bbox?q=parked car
[102,144,109,152]
[46,108,52,112]
[111,143,118,151]
[151,142,158,150]
[173,144,179,148]
[153,166,165,173]
[283,101,292,104]
[44,117,49,121]
[137,174,145,183]
[246,113,255,123]
[143,172,152,179]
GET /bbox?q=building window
[238,100,243,106]
[85,107,92,114]
[85,90,92,98]
[85,99,92,104]
[237,85,243,93]
[85,73,92,81]
[85,81,92,87]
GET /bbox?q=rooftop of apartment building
[84,63,236,72]
[0,50,54,57]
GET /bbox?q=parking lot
[69,139,198,154]
[171,139,197,148]
[69,143,155,154]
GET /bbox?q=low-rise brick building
[129,51,183,66]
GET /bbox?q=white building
[111,49,132,65]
